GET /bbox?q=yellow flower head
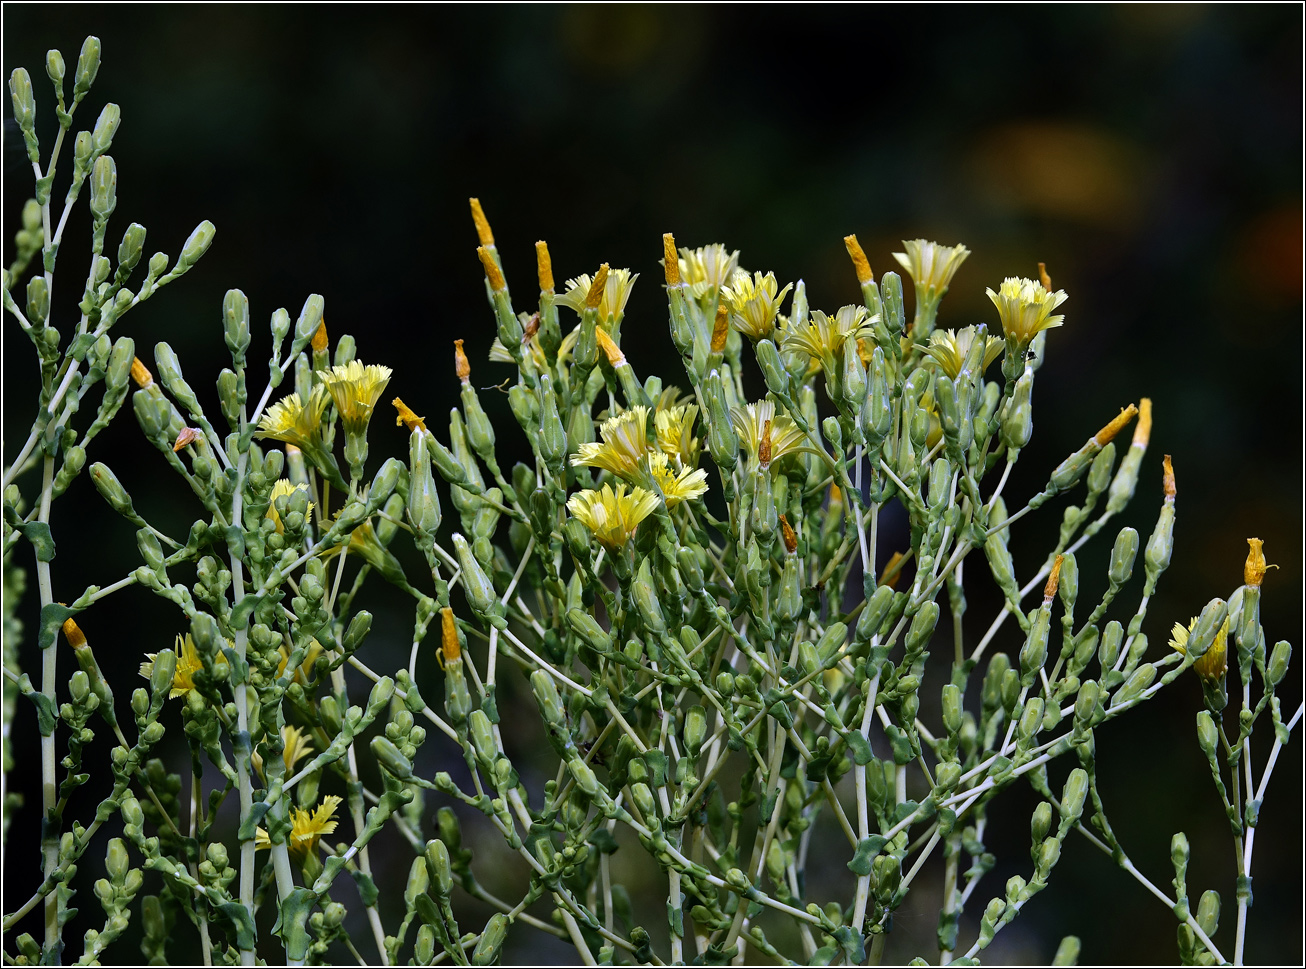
[893,240,971,292]
[721,270,793,340]
[570,406,651,481]
[139,634,204,699]
[654,402,700,468]
[253,724,316,780]
[1169,615,1229,683]
[781,305,876,374]
[986,276,1068,347]
[256,385,331,450]
[646,452,709,507]
[266,479,314,534]
[730,400,814,471]
[923,327,1005,380]
[318,360,394,434]
[566,483,660,549]
[676,245,741,299]
[556,268,639,326]
[255,794,342,857]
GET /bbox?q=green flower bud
[141,721,165,745]
[452,533,499,622]
[1107,527,1139,587]
[26,276,49,326]
[468,710,498,766]
[1087,442,1116,496]
[841,341,867,409]
[863,346,892,443]
[941,683,963,735]
[73,36,101,99]
[1098,621,1123,671]
[1073,679,1099,725]
[1267,640,1291,687]
[1037,837,1062,876]
[46,49,66,90]
[1018,697,1045,744]
[120,797,144,829]
[1186,598,1229,661]
[703,372,738,472]
[1060,768,1088,825]
[222,289,251,359]
[1000,367,1034,451]
[89,155,117,221]
[1019,610,1051,686]
[460,384,496,461]
[814,622,847,665]
[1195,890,1220,937]
[856,585,895,642]
[632,558,667,635]
[405,432,442,537]
[631,782,658,824]
[91,102,120,152]
[1144,501,1175,579]
[425,839,454,897]
[1000,668,1021,714]
[755,338,790,400]
[906,601,939,654]
[177,220,216,269]
[537,374,567,473]
[822,416,842,453]
[566,609,611,655]
[1192,711,1219,758]
[1112,663,1155,708]
[9,68,35,132]
[936,374,969,449]
[371,736,412,779]
[1031,802,1053,845]
[472,913,510,966]
[414,925,436,965]
[934,762,961,794]
[683,705,708,756]
[292,294,325,357]
[366,677,395,718]
[981,653,1012,713]
[1171,831,1190,869]
[113,224,147,277]
[343,610,372,652]
[530,669,567,728]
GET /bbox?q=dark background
[4,5,1302,965]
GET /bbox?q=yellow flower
[566,483,660,549]
[256,385,331,450]
[252,724,316,780]
[730,401,814,470]
[986,277,1067,347]
[780,305,875,375]
[721,270,792,340]
[1169,616,1229,683]
[892,239,971,293]
[922,327,1005,380]
[318,360,394,434]
[266,480,314,534]
[654,402,700,468]
[570,406,651,480]
[556,268,639,326]
[139,634,204,699]
[676,245,740,299]
[255,794,342,857]
[646,452,709,506]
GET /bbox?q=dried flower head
[1244,538,1276,588]
[566,483,660,549]
[393,397,427,433]
[986,276,1068,347]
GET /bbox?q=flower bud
[631,782,658,824]
[1060,768,1088,825]
[178,220,216,269]
[26,276,49,326]
[934,762,961,793]
[906,601,939,654]
[856,585,896,643]
[1195,890,1220,937]
[1186,598,1228,660]
[468,709,497,764]
[292,294,325,357]
[452,533,498,622]
[89,155,117,221]
[1194,710,1218,756]
[1018,697,1045,745]
[472,913,510,966]
[73,36,102,99]
[46,49,66,90]
[1111,663,1155,708]
[1073,680,1099,725]
[115,223,147,275]
[1000,366,1034,451]
[755,338,790,400]
[941,683,963,735]
[91,102,120,152]
[863,346,892,443]
[683,705,708,756]
[371,736,412,779]
[222,289,251,359]
[9,68,35,132]
[632,559,667,635]
[1266,641,1291,687]
[424,839,454,897]
[1031,802,1053,845]
[1106,527,1139,587]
